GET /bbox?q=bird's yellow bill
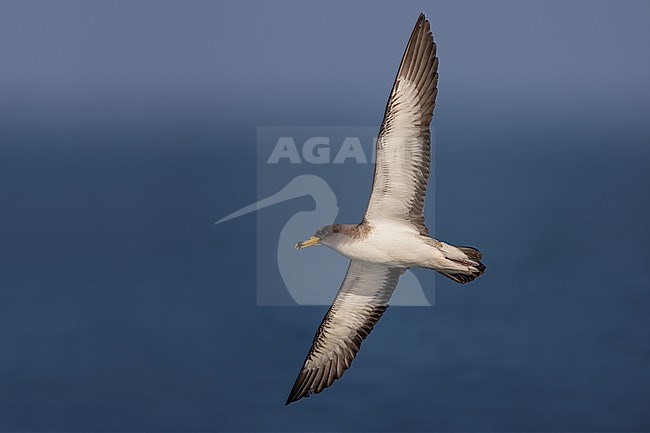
[295,235,320,250]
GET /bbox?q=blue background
[1,0,649,431]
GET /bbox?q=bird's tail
[437,246,486,284]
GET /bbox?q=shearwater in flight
[286,14,485,404]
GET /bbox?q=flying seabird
[286,13,485,404]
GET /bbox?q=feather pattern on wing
[286,261,404,404]
[364,14,438,236]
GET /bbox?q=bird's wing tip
[285,392,303,406]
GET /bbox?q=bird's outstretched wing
[286,261,405,404]
[364,14,438,236]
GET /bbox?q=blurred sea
[1,116,649,431]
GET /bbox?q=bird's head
[295,224,354,250]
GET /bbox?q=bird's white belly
[332,224,442,268]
